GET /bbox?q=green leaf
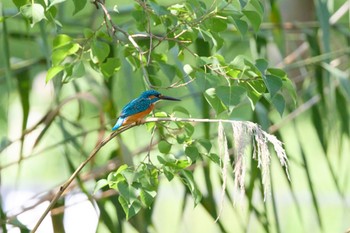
[244,59,261,76]
[271,93,285,116]
[72,0,87,15]
[185,146,199,162]
[83,28,94,38]
[206,17,227,32]
[173,106,190,116]
[207,153,221,165]
[149,2,170,15]
[338,76,350,101]
[215,86,247,112]
[91,40,110,63]
[53,34,72,50]
[116,164,129,175]
[118,196,141,220]
[140,189,156,207]
[204,88,226,115]
[198,29,217,47]
[20,3,46,27]
[267,67,296,104]
[46,65,64,82]
[52,43,80,66]
[184,123,194,137]
[335,88,350,136]
[48,0,67,8]
[117,181,131,200]
[154,112,168,118]
[13,0,29,9]
[94,179,108,194]
[263,74,283,97]
[255,58,268,74]
[16,71,31,162]
[158,140,172,154]
[101,58,121,78]
[176,134,186,144]
[175,159,191,169]
[180,170,202,206]
[163,167,175,181]
[242,10,261,32]
[197,139,212,153]
[72,61,85,78]
[232,18,248,36]
[240,79,265,107]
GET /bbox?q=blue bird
[112,90,180,131]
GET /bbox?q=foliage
[0,0,349,233]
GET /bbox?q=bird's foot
[135,119,146,125]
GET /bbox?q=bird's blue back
[120,98,151,117]
[120,90,161,117]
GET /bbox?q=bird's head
[141,90,181,102]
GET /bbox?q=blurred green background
[1,0,349,232]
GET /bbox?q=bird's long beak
[159,95,181,101]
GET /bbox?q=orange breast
[122,104,154,125]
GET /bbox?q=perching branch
[31,117,290,232]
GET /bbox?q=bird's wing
[120,98,150,117]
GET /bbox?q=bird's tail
[112,117,124,131]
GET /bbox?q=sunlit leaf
[20,3,46,27]
[52,43,80,66]
[94,179,108,194]
[46,65,64,82]
[53,34,72,49]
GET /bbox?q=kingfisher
[112,90,181,131]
